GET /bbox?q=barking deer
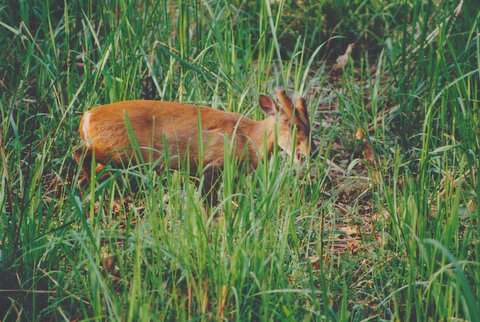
[75,89,312,200]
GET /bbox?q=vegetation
[0,0,479,320]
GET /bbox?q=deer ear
[295,96,309,129]
[259,95,277,115]
[275,88,294,119]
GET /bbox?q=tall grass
[0,0,479,321]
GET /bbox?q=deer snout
[294,144,310,164]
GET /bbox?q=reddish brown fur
[76,90,311,181]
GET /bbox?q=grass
[0,0,479,321]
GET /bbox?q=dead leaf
[339,225,358,236]
[363,141,375,162]
[454,0,463,17]
[370,169,381,185]
[217,285,228,320]
[102,255,115,273]
[467,199,476,213]
[355,128,365,140]
[347,239,360,254]
[332,43,355,71]
[318,103,336,111]
[308,255,330,269]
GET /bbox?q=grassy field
[0,0,479,321]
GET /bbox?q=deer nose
[296,151,302,161]
[295,149,307,164]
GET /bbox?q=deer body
[79,100,275,171]
[76,90,311,194]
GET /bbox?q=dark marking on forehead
[294,96,310,134]
[295,114,310,134]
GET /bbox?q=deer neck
[250,116,276,160]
